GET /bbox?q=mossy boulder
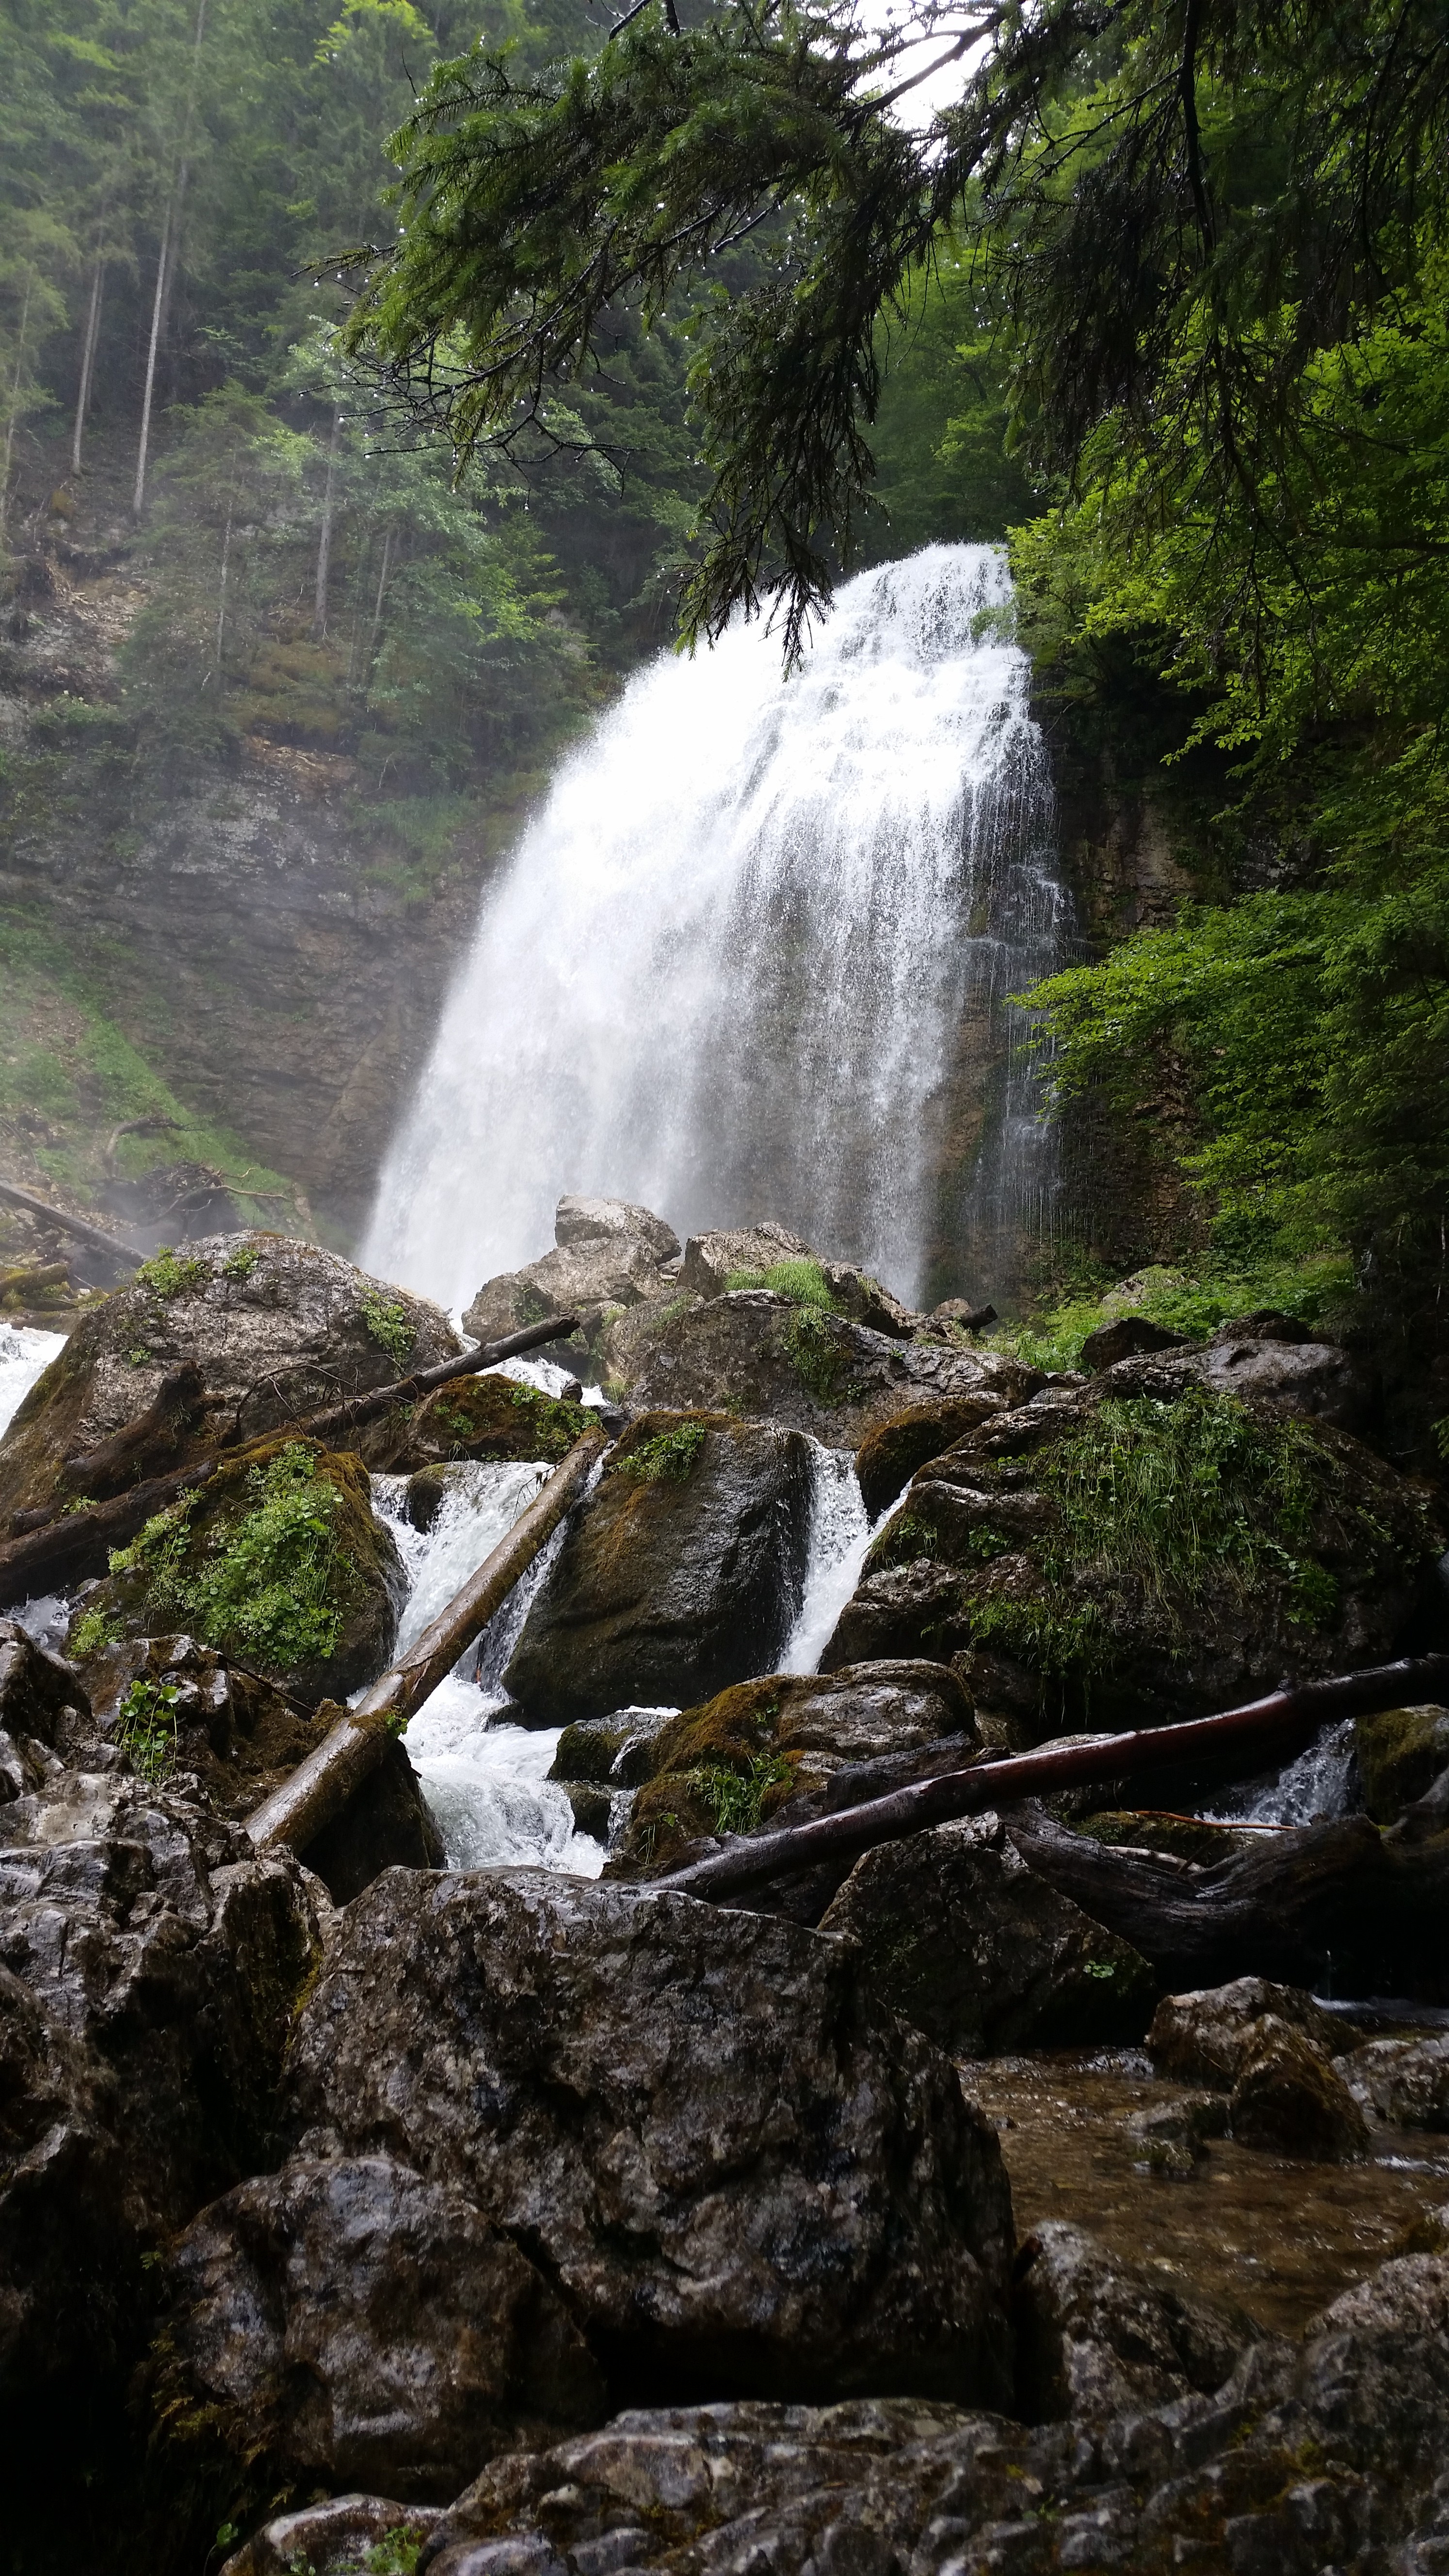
[608,1659,972,1879]
[68,1437,405,1709]
[503,1411,813,1725]
[0,1233,457,1529]
[822,1371,1443,1736]
[1354,1705,1449,1823]
[855,1396,1008,1517]
[359,1371,598,1474]
[461,1195,680,1367]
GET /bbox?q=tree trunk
[651,1655,1449,1907]
[72,250,105,474]
[246,1428,604,1857]
[214,499,232,672]
[0,1177,142,1264]
[132,188,176,516]
[1,276,34,532]
[312,407,341,640]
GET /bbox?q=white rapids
[362,542,1069,1316]
[0,1324,67,1443]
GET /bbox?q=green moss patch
[609,1417,707,1484]
[1354,1703,1449,1822]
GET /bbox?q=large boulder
[855,1395,1008,1516]
[627,1290,1038,1442]
[1339,2034,1449,2130]
[0,1233,458,1528]
[1227,2019,1369,2159]
[678,1221,809,1296]
[502,1411,813,1725]
[821,1367,1442,1731]
[358,1373,601,1476]
[0,1758,324,2408]
[604,1659,974,1880]
[462,1197,680,1358]
[1355,1703,1449,1822]
[287,1868,1017,2408]
[151,2154,607,2528]
[68,1436,405,1708]
[1013,2220,1250,2420]
[1147,1979,1346,2086]
[817,1814,1157,2055]
[69,1629,321,1817]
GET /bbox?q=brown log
[0,1461,216,1602]
[0,1260,70,1299]
[246,1428,605,1858]
[652,1653,1449,1906]
[0,1314,586,1602]
[0,1178,143,1266]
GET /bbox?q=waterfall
[363,542,1068,1315]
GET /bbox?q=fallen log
[59,1361,207,1502]
[652,1653,1449,1907]
[246,1427,605,1858]
[0,1178,143,1267]
[0,1313,585,1604]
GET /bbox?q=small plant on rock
[612,1420,708,1483]
[135,1246,210,1301]
[359,1288,415,1369]
[114,1677,180,1783]
[70,1603,123,1658]
[221,1243,260,1282]
[689,1751,793,1836]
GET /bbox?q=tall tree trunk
[214,498,233,673]
[72,250,105,473]
[363,522,392,679]
[312,406,342,640]
[1,276,34,533]
[133,0,208,516]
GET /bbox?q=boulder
[1227,2018,1369,2158]
[288,1868,1017,2408]
[817,1814,1156,2055]
[550,1707,678,1788]
[220,2496,445,2576]
[1079,1317,1194,1370]
[821,1370,1440,1730]
[0,1761,324,2405]
[628,1291,1038,1443]
[607,1659,974,1880]
[679,1221,809,1296]
[303,1739,445,1903]
[1192,1332,1374,1432]
[69,1629,321,1816]
[462,1198,680,1356]
[69,1436,405,1709]
[1339,2034,1449,2129]
[1147,1978,1345,2086]
[0,1618,93,1798]
[0,1233,458,1527]
[1123,2092,1227,2177]
[854,1396,1009,1517]
[1354,1704,1449,1822]
[1013,2220,1250,2421]
[503,1412,813,1726]
[359,1374,601,1476]
[1294,2252,1449,2477]
[153,2154,607,2525]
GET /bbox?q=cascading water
[0,1325,67,1444]
[363,543,1068,1315]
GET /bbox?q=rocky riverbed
[1,1198,1448,2576]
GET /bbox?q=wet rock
[563,1782,614,1839]
[1228,2019,1369,2158]
[855,1395,1012,1517]
[71,1436,405,1709]
[1191,1332,1374,1432]
[0,1762,325,2403]
[72,1631,321,1816]
[220,2495,445,2576]
[1340,2034,1449,2129]
[1077,1810,1251,1867]
[628,1291,1037,1442]
[1147,1978,1345,2086]
[1123,2092,1227,2176]
[1014,2220,1250,2421]
[819,1261,919,1336]
[361,1375,600,1476]
[0,1618,91,1784]
[607,1659,973,1879]
[818,1814,1157,2055]
[288,1868,1017,2406]
[462,1198,679,1356]
[0,1232,458,1526]
[550,1707,677,1789]
[679,1221,809,1296]
[821,1373,1439,1729]
[304,1738,445,1903]
[503,1412,813,1726]
[1295,2252,1449,2474]
[1355,1704,1449,1822]
[155,2154,607,2518]
[1079,1317,1194,1370]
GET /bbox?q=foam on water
[778,1444,884,1674]
[0,1324,67,1443]
[1208,1718,1359,1829]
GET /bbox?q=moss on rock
[1354,1704,1449,1823]
[361,1372,597,1473]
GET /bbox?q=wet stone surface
[964,2047,1449,2337]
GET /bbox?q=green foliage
[70,1604,123,1659]
[688,1751,792,1837]
[359,1287,414,1368]
[612,1419,707,1484]
[784,1304,845,1404]
[111,1444,349,1669]
[134,1246,210,1301]
[362,2530,427,2576]
[222,1244,260,1281]
[992,1254,1354,1374]
[114,1677,181,1783]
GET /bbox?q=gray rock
[304,1738,445,1903]
[1079,1318,1194,1370]
[818,1815,1157,2055]
[0,1233,459,1527]
[1228,2017,1369,2159]
[0,1618,89,1750]
[1355,1704,1449,1822]
[1014,2220,1251,2421]
[288,1868,1016,2407]
[158,2155,607,2504]
[550,1708,678,1788]
[1297,2253,1449,2475]
[503,1413,814,1725]
[679,1222,809,1296]
[555,1198,680,1265]
[1123,2093,1227,2176]
[1340,2035,1449,2130]
[628,1291,1035,1442]
[221,2495,446,2576]
[463,1199,678,1350]
[1147,1979,1345,2086]
[1190,1334,1374,1431]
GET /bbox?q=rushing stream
[363,543,1068,1315]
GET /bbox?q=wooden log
[651,1653,1449,1906]
[0,1178,143,1266]
[0,1461,217,1602]
[0,1314,586,1599]
[0,1260,70,1299]
[246,1427,605,1857]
